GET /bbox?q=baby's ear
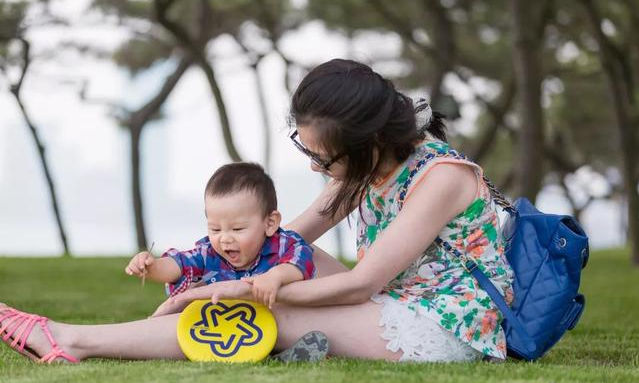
[265,210,282,236]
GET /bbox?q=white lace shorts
[372,293,482,363]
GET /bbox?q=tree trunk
[250,61,272,171]
[197,60,243,162]
[511,0,545,202]
[12,91,71,256]
[126,57,192,251]
[466,75,516,163]
[130,126,147,250]
[9,38,70,256]
[426,0,456,110]
[580,0,639,266]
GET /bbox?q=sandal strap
[0,308,18,325]
[38,317,59,349]
[17,316,40,352]
[36,316,80,363]
[11,315,37,350]
[0,307,79,364]
[1,310,28,341]
[40,347,80,364]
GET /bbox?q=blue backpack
[405,149,589,361]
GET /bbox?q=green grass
[0,249,638,383]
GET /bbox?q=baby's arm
[125,251,181,283]
[242,264,303,308]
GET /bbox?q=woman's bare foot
[0,303,80,363]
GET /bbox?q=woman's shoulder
[403,139,486,202]
[370,139,461,193]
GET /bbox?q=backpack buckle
[459,254,478,273]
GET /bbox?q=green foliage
[91,0,153,20]
[0,1,28,40]
[303,0,635,198]
[547,72,620,170]
[0,249,638,382]
[113,37,174,75]
[92,0,293,74]
[0,1,28,65]
[466,128,515,185]
[307,0,393,32]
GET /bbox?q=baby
[125,162,315,308]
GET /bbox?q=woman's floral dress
[356,140,514,360]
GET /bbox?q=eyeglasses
[289,129,345,171]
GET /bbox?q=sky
[0,0,626,258]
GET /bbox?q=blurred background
[0,0,636,265]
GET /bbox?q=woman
[0,59,513,363]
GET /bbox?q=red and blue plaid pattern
[162,228,315,297]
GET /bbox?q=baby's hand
[125,251,154,277]
[241,274,281,309]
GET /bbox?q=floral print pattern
[357,140,514,359]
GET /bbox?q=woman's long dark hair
[289,59,447,220]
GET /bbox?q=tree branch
[9,37,30,96]
[420,0,456,106]
[126,56,192,130]
[455,70,516,163]
[153,0,242,161]
[369,0,436,58]
[579,0,635,99]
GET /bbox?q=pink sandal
[0,305,79,364]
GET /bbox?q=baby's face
[205,190,275,270]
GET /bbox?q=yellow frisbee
[176,299,277,363]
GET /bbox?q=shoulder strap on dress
[398,146,516,216]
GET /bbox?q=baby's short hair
[205,162,277,216]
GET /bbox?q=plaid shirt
[162,228,315,297]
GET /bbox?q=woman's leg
[57,315,186,360]
[272,300,398,360]
[2,300,398,362]
[0,303,184,361]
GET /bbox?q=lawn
[0,249,638,383]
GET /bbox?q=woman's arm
[276,163,479,306]
[284,178,354,244]
[158,163,478,312]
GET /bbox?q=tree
[86,1,197,250]
[120,58,192,250]
[153,0,246,162]
[305,0,520,185]
[0,2,71,256]
[301,0,637,261]
[577,0,639,265]
[510,0,550,201]
[228,0,306,171]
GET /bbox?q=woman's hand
[149,280,252,317]
[150,296,190,317]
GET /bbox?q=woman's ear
[265,210,282,236]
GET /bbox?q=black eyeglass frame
[289,129,345,171]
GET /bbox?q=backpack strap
[434,238,537,355]
[397,146,537,355]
